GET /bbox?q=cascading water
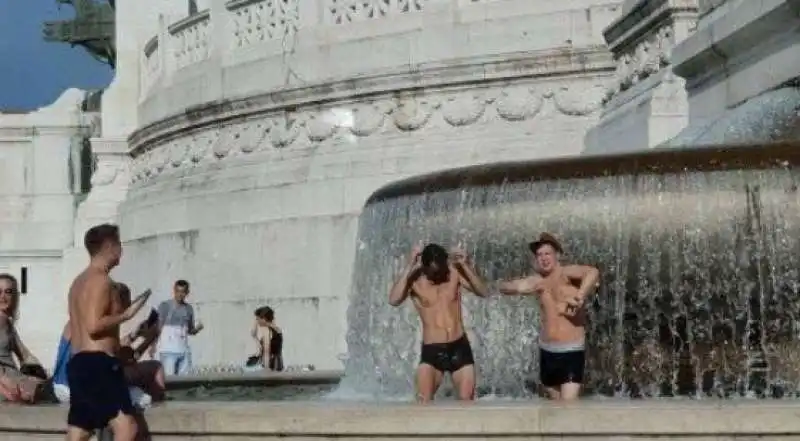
[338,144,800,399]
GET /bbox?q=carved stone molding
[85,138,131,201]
[130,47,612,151]
[602,0,699,103]
[0,127,36,139]
[607,23,675,100]
[129,81,608,186]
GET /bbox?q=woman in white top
[249,306,284,371]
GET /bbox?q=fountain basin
[164,370,342,401]
[165,370,342,389]
[4,401,800,440]
[344,141,800,397]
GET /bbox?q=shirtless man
[499,233,600,401]
[66,224,151,441]
[389,243,489,403]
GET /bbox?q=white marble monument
[110,0,622,371]
[0,89,97,365]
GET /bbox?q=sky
[0,0,113,111]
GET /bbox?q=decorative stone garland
[129,82,608,185]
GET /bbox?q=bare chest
[412,280,460,309]
[539,279,579,305]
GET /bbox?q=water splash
[339,159,800,399]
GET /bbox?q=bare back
[410,265,465,344]
[536,270,587,344]
[68,268,120,356]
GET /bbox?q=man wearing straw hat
[498,232,600,401]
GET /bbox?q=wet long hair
[420,243,450,284]
[0,273,19,322]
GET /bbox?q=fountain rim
[365,141,800,205]
[9,401,800,436]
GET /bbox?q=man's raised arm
[451,249,489,297]
[389,261,418,306]
[389,245,422,306]
[563,264,600,300]
[498,276,539,296]
[457,263,489,297]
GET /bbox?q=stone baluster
[193,0,225,102]
[159,14,175,80]
[210,0,228,58]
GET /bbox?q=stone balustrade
[141,36,160,96]
[139,0,432,100]
[228,0,298,49]
[168,10,212,71]
[136,0,620,107]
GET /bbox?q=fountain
[341,141,800,399]
[10,144,800,439]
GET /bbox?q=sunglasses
[0,288,16,295]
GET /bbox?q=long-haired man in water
[389,243,489,402]
[498,233,600,401]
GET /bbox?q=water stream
[340,146,800,399]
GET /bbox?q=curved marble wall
[118,0,622,369]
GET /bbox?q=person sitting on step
[248,306,284,371]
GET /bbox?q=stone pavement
[2,400,800,440]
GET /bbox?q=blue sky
[0,0,112,111]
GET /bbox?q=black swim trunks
[539,348,585,387]
[67,351,136,431]
[419,334,474,373]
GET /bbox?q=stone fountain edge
[2,400,800,439]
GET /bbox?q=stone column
[71,0,139,241]
[101,0,140,137]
